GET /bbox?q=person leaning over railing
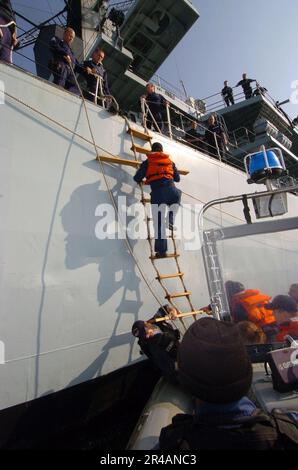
[49,27,83,96]
[0,0,18,64]
[253,82,268,97]
[81,47,110,104]
[235,73,256,100]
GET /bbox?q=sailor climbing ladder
[125,119,203,326]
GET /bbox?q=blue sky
[11,0,298,118]
[158,0,298,117]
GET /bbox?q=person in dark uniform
[204,115,227,160]
[184,121,205,152]
[131,305,180,384]
[82,47,110,104]
[253,82,268,97]
[0,0,18,64]
[221,80,234,107]
[134,142,181,257]
[236,73,256,100]
[143,83,166,133]
[49,27,82,96]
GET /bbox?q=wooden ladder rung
[131,145,150,155]
[127,128,152,141]
[97,156,188,175]
[150,253,180,260]
[157,272,184,280]
[97,155,139,168]
[182,310,211,316]
[179,169,190,176]
[166,291,191,299]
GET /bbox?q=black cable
[242,195,252,224]
[268,193,275,217]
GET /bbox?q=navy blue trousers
[52,61,81,96]
[150,183,181,254]
[0,18,12,64]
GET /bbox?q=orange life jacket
[231,289,275,327]
[145,152,174,184]
[275,318,298,342]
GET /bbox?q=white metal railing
[86,72,119,112]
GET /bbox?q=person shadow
[59,160,144,387]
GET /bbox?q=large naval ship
[1,0,298,448]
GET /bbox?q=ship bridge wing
[120,0,199,82]
[87,0,199,111]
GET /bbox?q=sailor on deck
[184,121,205,152]
[253,82,268,97]
[235,73,256,100]
[143,83,167,133]
[221,81,234,107]
[0,0,18,64]
[204,115,227,161]
[49,27,82,96]
[133,142,181,258]
[82,48,110,104]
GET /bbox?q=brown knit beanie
[178,318,253,404]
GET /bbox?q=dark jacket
[138,316,180,384]
[148,308,181,342]
[0,0,15,23]
[82,58,110,96]
[159,398,298,450]
[221,86,233,98]
[236,78,255,91]
[146,92,165,116]
[50,36,81,69]
[205,121,225,149]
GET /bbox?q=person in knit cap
[131,306,180,384]
[159,317,289,450]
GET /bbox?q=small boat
[128,174,298,450]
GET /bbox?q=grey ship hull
[1,62,298,416]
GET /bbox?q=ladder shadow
[59,162,144,386]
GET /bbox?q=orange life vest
[275,318,298,342]
[145,152,174,184]
[231,289,275,327]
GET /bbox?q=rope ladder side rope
[125,118,200,326]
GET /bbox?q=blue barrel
[249,150,283,182]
